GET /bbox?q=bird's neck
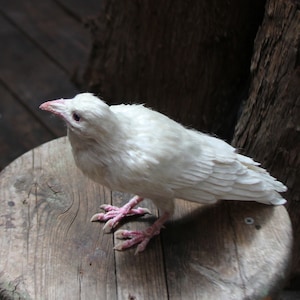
[67,125,127,159]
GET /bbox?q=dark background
[0,0,101,170]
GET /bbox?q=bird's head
[40,93,116,140]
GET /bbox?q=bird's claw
[99,204,151,216]
[114,229,153,254]
[90,212,122,233]
[99,204,119,212]
[103,218,118,233]
[90,202,151,233]
[113,212,169,253]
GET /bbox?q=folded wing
[169,133,287,205]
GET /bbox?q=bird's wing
[166,133,239,202]
[167,132,286,204]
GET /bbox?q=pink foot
[90,196,150,233]
[114,212,170,254]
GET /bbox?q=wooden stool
[0,137,292,299]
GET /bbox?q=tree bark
[232,0,300,282]
[83,0,264,140]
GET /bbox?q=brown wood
[0,12,77,138]
[0,0,90,79]
[0,0,98,172]
[0,84,55,170]
[55,0,103,21]
[0,138,116,299]
[0,137,292,299]
[232,0,300,280]
[83,0,264,140]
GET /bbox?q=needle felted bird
[40,93,287,253]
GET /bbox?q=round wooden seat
[0,137,292,299]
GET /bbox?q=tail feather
[222,190,287,205]
[227,155,288,205]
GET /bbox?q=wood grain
[0,138,115,299]
[163,200,292,299]
[0,84,55,170]
[0,137,293,299]
[0,0,90,78]
[0,0,101,172]
[0,13,77,137]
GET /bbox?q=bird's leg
[90,196,151,233]
[114,212,170,254]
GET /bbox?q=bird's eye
[72,112,81,122]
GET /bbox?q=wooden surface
[0,0,102,171]
[0,137,293,299]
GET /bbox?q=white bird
[40,93,287,253]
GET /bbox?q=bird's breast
[71,146,111,186]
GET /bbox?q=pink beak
[39,99,67,118]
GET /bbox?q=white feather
[42,93,287,214]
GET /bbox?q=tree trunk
[232,0,300,283]
[83,0,264,140]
